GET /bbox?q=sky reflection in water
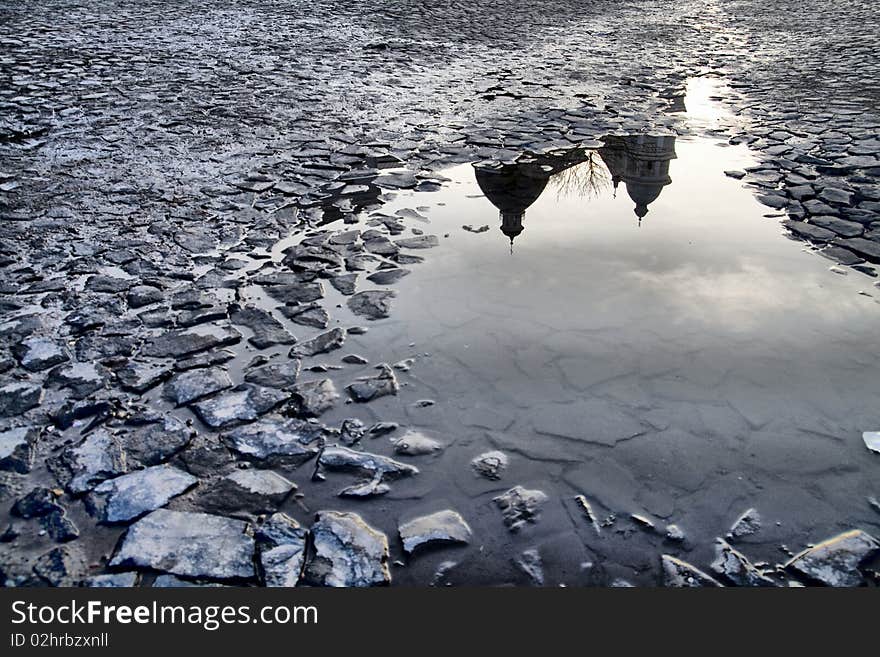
[389,136,877,347]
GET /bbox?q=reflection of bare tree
[548,152,611,201]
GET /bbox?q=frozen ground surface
[0,0,879,586]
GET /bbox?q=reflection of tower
[600,135,676,224]
[474,164,549,250]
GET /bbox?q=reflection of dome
[474,165,549,247]
[599,134,676,223]
[628,181,665,218]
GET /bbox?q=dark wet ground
[1,2,879,586]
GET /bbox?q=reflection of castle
[473,134,677,247]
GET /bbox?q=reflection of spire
[500,211,524,252]
[599,134,676,223]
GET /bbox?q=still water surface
[263,80,880,584]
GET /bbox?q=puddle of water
[388,140,876,339]
[243,79,880,585]
[680,76,734,132]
